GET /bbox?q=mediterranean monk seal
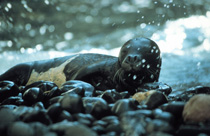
[0,37,161,93]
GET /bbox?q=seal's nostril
[126,55,139,63]
[134,56,137,61]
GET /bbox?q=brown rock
[132,90,156,103]
[183,94,210,122]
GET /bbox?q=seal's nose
[125,55,140,64]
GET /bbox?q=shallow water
[0,1,210,92]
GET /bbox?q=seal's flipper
[0,63,32,86]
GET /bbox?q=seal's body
[0,54,118,89]
[0,38,161,92]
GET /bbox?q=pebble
[73,113,95,126]
[60,80,95,97]
[0,81,20,102]
[101,115,119,124]
[56,110,73,122]
[172,86,210,102]
[94,90,104,96]
[23,81,58,93]
[138,82,172,95]
[29,122,49,136]
[13,105,34,116]
[177,124,210,136]
[49,121,97,136]
[61,87,84,96]
[133,90,168,109]
[160,101,185,119]
[183,94,210,122]
[145,91,168,109]
[0,108,17,135]
[33,101,45,110]
[22,109,52,125]
[120,91,130,99]
[82,97,100,113]
[146,119,174,134]
[111,98,138,116]
[43,86,62,100]
[22,87,44,105]
[43,132,58,136]
[47,103,63,122]
[24,81,61,101]
[105,122,122,134]
[186,86,210,94]
[100,89,122,103]
[132,90,156,103]
[153,109,174,124]
[90,97,110,119]
[1,78,210,136]
[7,121,35,136]
[59,94,84,114]
[120,110,147,136]
[0,104,17,110]
[102,116,122,134]
[1,96,24,105]
[45,96,63,108]
[148,131,174,136]
[134,109,153,117]
[92,125,105,134]
[93,120,108,127]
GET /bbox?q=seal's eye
[145,51,153,55]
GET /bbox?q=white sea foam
[151,15,210,55]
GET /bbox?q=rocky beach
[1,80,210,136]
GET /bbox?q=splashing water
[133,75,137,80]
[151,14,210,55]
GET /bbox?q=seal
[0,37,161,93]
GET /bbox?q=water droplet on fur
[155,50,159,53]
[137,48,140,50]
[133,75,137,80]
[151,49,154,53]
[142,59,146,63]
[153,46,156,49]
[150,74,154,79]
[96,82,101,86]
[127,45,131,48]
[128,74,131,77]
[147,64,150,69]
[142,64,145,68]
[136,62,141,67]
[7,3,12,9]
[157,64,160,67]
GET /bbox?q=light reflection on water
[152,14,210,54]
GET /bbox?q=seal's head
[114,37,161,91]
